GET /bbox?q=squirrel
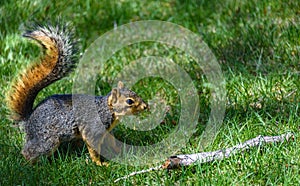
[6,23,148,165]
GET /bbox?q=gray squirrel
[6,23,148,165]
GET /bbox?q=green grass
[1,0,299,185]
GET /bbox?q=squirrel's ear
[118,81,124,89]
[108,82,123,105]
[108,88,118,105]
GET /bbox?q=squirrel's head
[108,81,148,116]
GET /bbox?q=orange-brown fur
[7,35,59,121]
[6,24,148,165]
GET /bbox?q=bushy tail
[6,23,78,121]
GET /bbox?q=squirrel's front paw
[86,157,109,166]
[97,161,109,167]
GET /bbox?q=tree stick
[114,132,294,182]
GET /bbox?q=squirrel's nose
[141,102,149,110]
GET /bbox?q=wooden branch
[114,132,294,183]
[114,166,162,183]
[162,132,293,169]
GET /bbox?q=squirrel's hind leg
[22,136,60,163]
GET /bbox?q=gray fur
[12,23,148,164]
[22,94,114,161]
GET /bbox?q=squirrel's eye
[126,99,134,105]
